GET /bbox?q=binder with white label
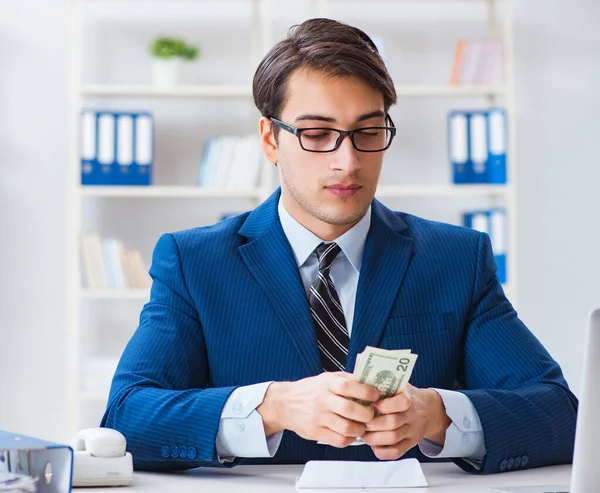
[468,111,488,184]
[116,113,134,185]
[448,111,469,184]
[80,111,98,185]
[97,113,116,186]
[487,108,507,184]
[489,209,507,284]
[134,113,153,186]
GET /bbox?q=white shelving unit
[67,0,516,436]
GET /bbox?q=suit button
[461,434,470,444]
[179,446,188,459]
[521,455,529,467]
[236,422,245,432]
[188,447,197,459]
[499,459,508,472]
[170,446,179,457]
[463,417,471,429]
[161,446,170,458]
[514,456,522,468]
[233,404,243,415]
[507,458,515,470]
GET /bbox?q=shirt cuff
[418,388,486,462]
[215,381,284,462]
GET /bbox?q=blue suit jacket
[101,189,577,474]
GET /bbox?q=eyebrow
[294,110,386,124]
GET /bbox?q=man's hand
[361,384,452,460]
[257,372,380,448]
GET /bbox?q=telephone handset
[70,428,133,487]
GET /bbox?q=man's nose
[330,134,360,174]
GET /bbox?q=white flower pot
[151,58,182,87]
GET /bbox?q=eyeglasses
[270,115,396,153]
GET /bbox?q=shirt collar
[278,197,371,273]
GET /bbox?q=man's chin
[315,204,369,226]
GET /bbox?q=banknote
[318,347,418,446]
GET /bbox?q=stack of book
[197,135,263,189]
[463,208,507,284]
[449,36,503,86]
[448,107,507,184]
[80,234,151,290]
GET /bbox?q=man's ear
[259,117,279,165]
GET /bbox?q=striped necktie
[309,242,350,372]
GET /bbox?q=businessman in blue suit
[102,18,577,474]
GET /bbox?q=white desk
[78,462,572,492]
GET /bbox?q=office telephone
[70,428,133,487]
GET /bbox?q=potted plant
[149,36,200,87]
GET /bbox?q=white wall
[0,0,70,441]
[0,0,598,442]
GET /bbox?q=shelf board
[81,84,504,99]
[376,184,509,197]
[82,84,253,98]
[394,85,504,98]
[81,289,150,299]
[79,186,262,199]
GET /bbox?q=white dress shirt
[215,199,486,464]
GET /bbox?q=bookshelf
[66,0,516,436]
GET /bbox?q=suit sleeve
[101,233,239,471]
[453,232,578,474]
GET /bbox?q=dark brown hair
[252,18,397,127]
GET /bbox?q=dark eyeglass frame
[269,114,397,153]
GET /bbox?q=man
[101,18,577,474]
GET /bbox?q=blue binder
[463,208,507,284]
[447,111,469,184]
[132,112,153,186]
[114,113,134,186]
[486,108,507,184]
[80,111,98,186]
[467,111,488,183]
[97,112,116,186]
[0,430,73,492]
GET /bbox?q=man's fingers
[330,376,381,404]
[328,394,375,423]
[362,425,409,447]
[372,392,411,414]
[365,412,405,432]
[317,427,356,448]
[324,413,367,438]
[371,439,413,461]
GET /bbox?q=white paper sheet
[296,458,428,489]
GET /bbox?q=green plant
[150,37,200,61]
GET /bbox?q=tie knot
[315,242,342,273]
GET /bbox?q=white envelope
[296,458,428,489]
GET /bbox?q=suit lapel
[238,190,322,377]
[346,200,415,371]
